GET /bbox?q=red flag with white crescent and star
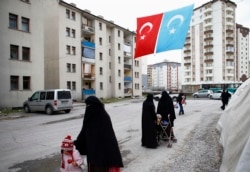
[134,13,163,59]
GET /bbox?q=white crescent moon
[139,22,153,34]
[167,15,184,28]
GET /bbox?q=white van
[23,89,73,115]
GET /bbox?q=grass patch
[0,108,23,116]
[100,97,132,103]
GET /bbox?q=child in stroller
[156,114,177,147]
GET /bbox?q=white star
[169,28,176,34]
[140,35,146,40]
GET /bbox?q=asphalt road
[0,98,223,172]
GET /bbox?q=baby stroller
[156,114,177,148]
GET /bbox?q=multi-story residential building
[182,0,248,93]
[151,61,181,91]
[146,65,153,90]
[43,0,82,100]
[0,0,141,108]
[236,24,249,81]
[80,9,141,99]
[0,0,45,108]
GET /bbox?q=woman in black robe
[74,96,123,172]
[141,93,158,148]
[156,91,176,139]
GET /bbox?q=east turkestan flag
[134,4,194,59]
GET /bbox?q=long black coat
[156,91,176,126]
[74,96,123,168]
[141,93,158,148]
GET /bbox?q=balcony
[184,49,191,53]
[204,58,213,62]
[204,37,213,41]
[184,42,191,46]
[124,76,132,82]
[204,52,214,56]
[204,29,213,34]
[184,55,191,59]
[124,64,132,70]
[204,44,213,48]
[226,51,234,55]
[226,29,234,33]
[82,24,95,35]
[82,89,95,95]
[124,52,132,59]
[83,73,95,80]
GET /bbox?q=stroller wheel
[167,143,172,148]
[172,138,177,143]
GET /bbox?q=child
[60,135,84,172]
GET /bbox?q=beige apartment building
[0,0,141,108]
[182,0,248,93]
[0,0,45,108]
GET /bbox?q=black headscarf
[156,91,176,122]
[74,96,123,168]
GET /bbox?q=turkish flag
[134,13,163,58]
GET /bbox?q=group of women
[141,91,177,149]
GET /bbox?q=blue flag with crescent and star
[156,4,194,53]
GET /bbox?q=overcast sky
[64,0,250,68]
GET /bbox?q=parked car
[153,92,178,101]
[23,89,73,115]
[192,89,213,98]
[209,90,233,100]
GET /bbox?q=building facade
[0,0,141,108]
[182,0,248,93]
[150,61,181,92]
[0,0,45,108]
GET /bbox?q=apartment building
[80,8,141,99]
[236,24,249,81]
[0,0,45,108]
[150,61,181,91]
[0,0,141,108]
[43,0,82,100]
[182,0,248,93]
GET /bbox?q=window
[22,47,30,61]
[72,29,75,38]
[67,63,71,72]
[46,91,54,100]
[118,56,121,63]
[66,27,70,36]
[99,67,103,75]
[23,76,30,90]
[40,92,46,100]
[118,83,121,90]
[9,13,18,29]
[109,76,112,83]
[100,82,103,90]
[99,52,103,60]
[66,45,70,54]
[118,30,120,37]
[118,43,120,50]
[99,22,102,30]
[67,81,71,89]
[11,76,19,90]
[99,37,102,45]
[72,64,76,72]
[10,45,18,60]
[66,9,70,18]
[22,17,29,32]
[72,46,76,55]
[72,81,76,90]
[118,70,121,77]
[71,12,75,20]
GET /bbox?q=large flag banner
[134,4,194,59]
